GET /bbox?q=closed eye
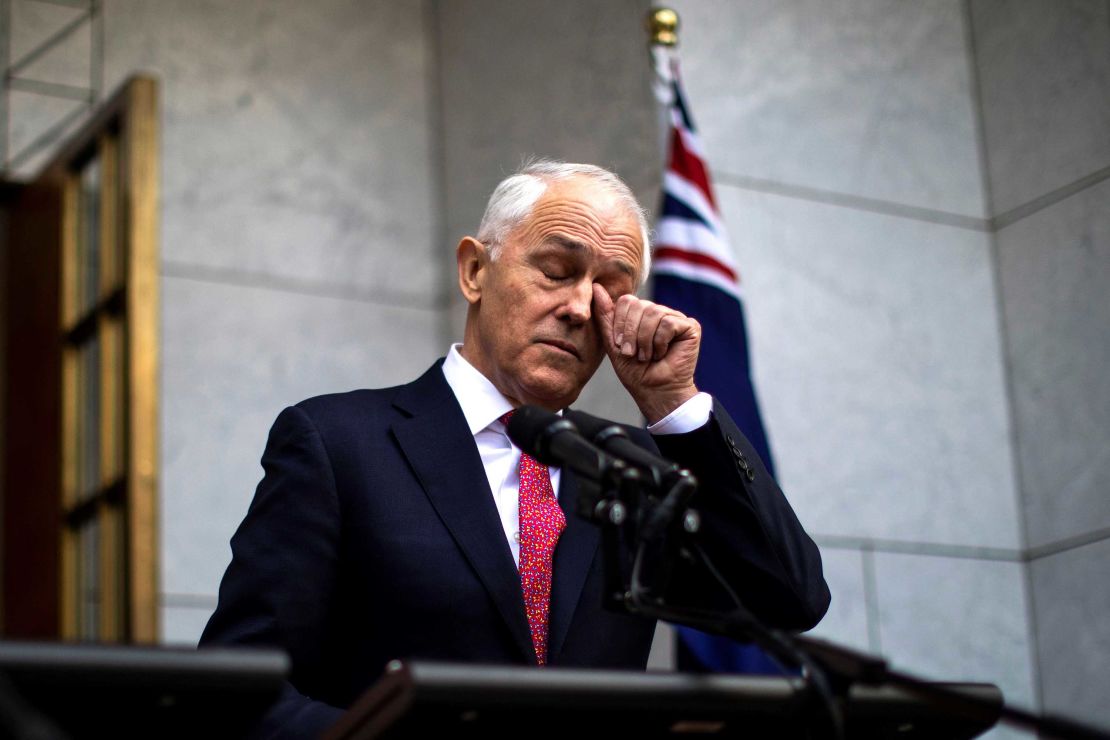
[537,262,574,281]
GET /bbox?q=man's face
[461,176,643,410]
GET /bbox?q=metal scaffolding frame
[0,0,102,174]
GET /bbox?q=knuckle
[616,294,639,309]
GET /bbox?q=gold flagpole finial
[647,7,679,48]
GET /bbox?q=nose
[556,279,593,326]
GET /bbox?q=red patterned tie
[501,410,566,665]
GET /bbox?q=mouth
[536,338,581,359]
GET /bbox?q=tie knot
[499,409,515,428]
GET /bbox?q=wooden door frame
[2,75,159,642]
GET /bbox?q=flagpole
[647,8,678,158]
[646,3,679,85]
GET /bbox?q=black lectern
[0,641,287,739]
[324,661,1002,739]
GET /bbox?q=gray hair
[475,159,652,284]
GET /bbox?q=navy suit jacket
[200,362,829,738]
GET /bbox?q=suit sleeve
[652,398,831,631]
[199,405,345,739]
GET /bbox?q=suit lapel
[547,468,600,662]
[390,364,535,663]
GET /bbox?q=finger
[591,284,617,350]
[636,304,668,362]
[618,296,647,358]
[612,294,635,353]
[652,315,681,361]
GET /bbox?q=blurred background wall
[2,0,1106,736]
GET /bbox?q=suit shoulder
[295,386,399,413]
[289,385,405,429]
[290,361,447,428]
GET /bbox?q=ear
[456,236,488,305]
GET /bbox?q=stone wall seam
[161,261,449,313]
[714,173,991,232]
[1022,553,1045,711]
[424,0,454,351]
[992,163,1110,231]
[1024,526,1110,563]
[814,535,1021,562]
[817,526,1110,566]
[160,592,218,609]
[965,0,1042,709]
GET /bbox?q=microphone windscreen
[506,405,563,461]
[564,410,625,442]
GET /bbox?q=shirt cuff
[647,392,713,435]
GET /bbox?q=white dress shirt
[441,345,712,566]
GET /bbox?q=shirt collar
[441,344,516,436]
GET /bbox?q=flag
[651,58,786,676]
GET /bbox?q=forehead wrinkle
[520,191,644,280]
[526,207,640,253]
[529,191,625,229]
[544,234,587,253]
[539,233,637,281]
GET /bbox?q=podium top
[0,640,288,739]
[326,661,1003,739]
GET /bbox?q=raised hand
[591,284,701,424]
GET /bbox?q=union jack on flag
[651,62,783,675]
[653,83,741,301]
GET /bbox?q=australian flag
[651,66,784,676]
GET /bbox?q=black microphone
[566,409,699,542]
[564,410,684,487]
[506,406,626,483]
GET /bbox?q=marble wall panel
[102,0,443,303]
[970,0,1110,215]
[716,185,1020,549]
[6,1,94,176]
[436,0,659,254]
[995,179,1110,548]
[874,552,1036,729]
[667,0,986,218]
[160,275,441,598]
[1031,538,1110,729]
[10,0,90,71]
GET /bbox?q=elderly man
[201,160,829,738]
